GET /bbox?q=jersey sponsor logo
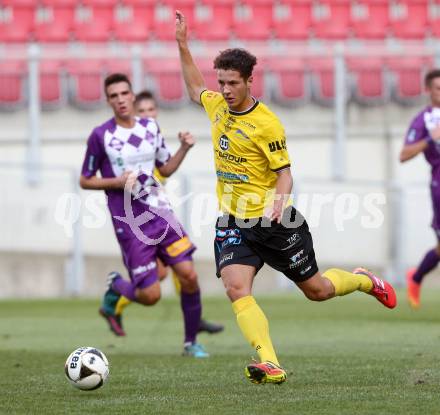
[219,252,234,266]
[219,134,229,150]
[216,170,249,182]
[215,150,247,164]
[132,262,156,276]
[239,120,256,130]
[268,139,287,153]
[219,162,247,174]
[165,236,193,257]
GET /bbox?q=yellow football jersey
[200,90,291,218]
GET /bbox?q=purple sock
[180,290,202,344]
[413,249,440,284]
[112,277,136,301]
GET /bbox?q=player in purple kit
[79,73,208,357]
[400,69,440,309]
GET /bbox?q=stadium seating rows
[0,56,431,109]
[0,0,439,42]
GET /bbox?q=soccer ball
[64,346,109,391]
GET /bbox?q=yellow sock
[115,296,131,315]
[172,271,181,294]
[323,268,373,296]
[232,296,280,366]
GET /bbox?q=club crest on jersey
[219,134,229,151]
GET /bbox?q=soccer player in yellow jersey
[175,11,397,385]
[134,90,224,335]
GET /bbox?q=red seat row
[0,0,438,42]
[0,56,431,109]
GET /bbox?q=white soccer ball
[64,346,109,391]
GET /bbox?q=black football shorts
[214,206,319,283]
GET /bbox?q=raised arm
[175,10,206,104]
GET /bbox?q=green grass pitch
[1,290,440,414]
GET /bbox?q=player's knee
[136,287,161,305]
[224,282,247,302]
[178,270,199,292]
[158,270,168,281]
[303,287,333,302]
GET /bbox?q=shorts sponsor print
[214,206,319,282]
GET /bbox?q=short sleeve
[200,90,224,119]
[255,119,291,172]
[81,129,105,177]
[404,113,428,145]
[155,126,171,168]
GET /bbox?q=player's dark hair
[425,69,440,87]
[135,90,156,104]
[213,49,257,80]
[104,73,132,95]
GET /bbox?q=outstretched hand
[175,10,187,44]
[178,131,195,150]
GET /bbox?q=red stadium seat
[347,57,387,105]
[390,0,428,39]
[73,6,113,42]
[233,2,273,40]
[429,0,440,38]
[308,57,335,104]
[268,58,309,105]
[351,0,389,39]
[2,0,37,6]
[249,68,265,99]
[114,5,154,42]
[105,60,132,78]
[67,60,106,107]
[82,0,118,6]
[41,0,77,5]
[194,3,233,41]
[34,6,75,42]
[195,58,218,91]
[40,60,66,108]
[0,6,34,43]
[121,0,157,4]
[153,1,195,40]
[273,0,312,40]
[313,0,351,40]
[387,57,429,104]
[145,58,187,107]
[0,61,26,109]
